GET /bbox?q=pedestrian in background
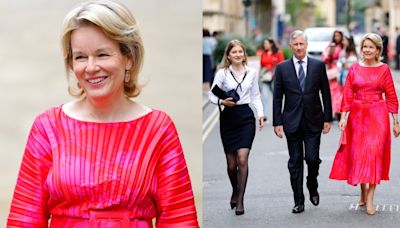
[209,39,265,215]
[7,1,199,227]
[259,38,284,121]
[210,31,222,75]
[322,30,344,120]
[395,27,400,70]
[378,27,389,64]
[330,33,400,215]
[203,28,216,91]
[273,30,332,214]
[338,35,358,85]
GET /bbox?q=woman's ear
[125,54,134,70]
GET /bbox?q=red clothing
[260,50,284,71]
[329,79,343,113]
[322,43,343,113]
[329,64,398,185]
[7,106,199,227]
[322,43,342,68]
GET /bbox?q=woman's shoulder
[144,109,180,136]
[216,67,228,75]
[214,68,229,80]
[35,105,62,119]
[146,108,169,120]
[28,105,63,130]
[245,65,257,74]
[349,62,360,69]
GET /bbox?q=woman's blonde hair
[61,0,144,97]
[220,39,248,69]
[360,33,383,62]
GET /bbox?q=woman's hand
[221,98,236,107]
[258,116,265,130]
[338,118,347,131]
[393,122,400,137]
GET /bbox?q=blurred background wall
[0,0,202,225]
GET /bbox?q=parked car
[304,27,348,59]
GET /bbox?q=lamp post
[242,0,252,38]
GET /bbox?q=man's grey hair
[289,30,308,44]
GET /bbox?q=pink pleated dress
[329,64,398,185]
[7,106,199,228]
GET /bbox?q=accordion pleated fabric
[7,106,198,227]
[329,64,398,185]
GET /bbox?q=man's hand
[322,122,331,134]
[274,125,284,138]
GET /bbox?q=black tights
[226,148,250,211]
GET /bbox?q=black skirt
[220,104,256,153]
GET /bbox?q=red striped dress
[7,106,198,227]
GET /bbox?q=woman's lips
[86,76,108,84]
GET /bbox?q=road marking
[348,203,400,212]
[320,155,334,161]
[202,108,219,143]
[264,150,288,156]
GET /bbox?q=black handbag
[211,85,240,102]
[211,69,246,103]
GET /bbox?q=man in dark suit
[273,30,332,213]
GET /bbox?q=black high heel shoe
[235,200,244,215]
[230,190,238,209]
[235,208,244,215]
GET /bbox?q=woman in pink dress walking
[322,30,344,120]
[329,33,400,215]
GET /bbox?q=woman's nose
[85,57,99,73]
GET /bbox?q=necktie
[298,60,305,91]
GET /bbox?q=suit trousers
[285,117,322,206]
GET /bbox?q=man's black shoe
[292,204,304,213]
[310,192,319,206]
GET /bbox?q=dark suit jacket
[273,57,332,133]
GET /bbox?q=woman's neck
[362,59,378,66]
[80,94,132,122]
[231,63,244,73]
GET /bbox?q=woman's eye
[74,56,86,60]
[99,53,109,57]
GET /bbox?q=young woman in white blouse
[209,39,265,215]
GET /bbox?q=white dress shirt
[292,56,308,78]
[209,65,264,118]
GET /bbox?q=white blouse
[209,65,264,118]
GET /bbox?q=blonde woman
[209,39,264,215]
[330,33,400,215]
[7,1,198,227]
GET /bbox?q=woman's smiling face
[70,23,132,100]
[361,39,379,63]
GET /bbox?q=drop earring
[124,70,130,83]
